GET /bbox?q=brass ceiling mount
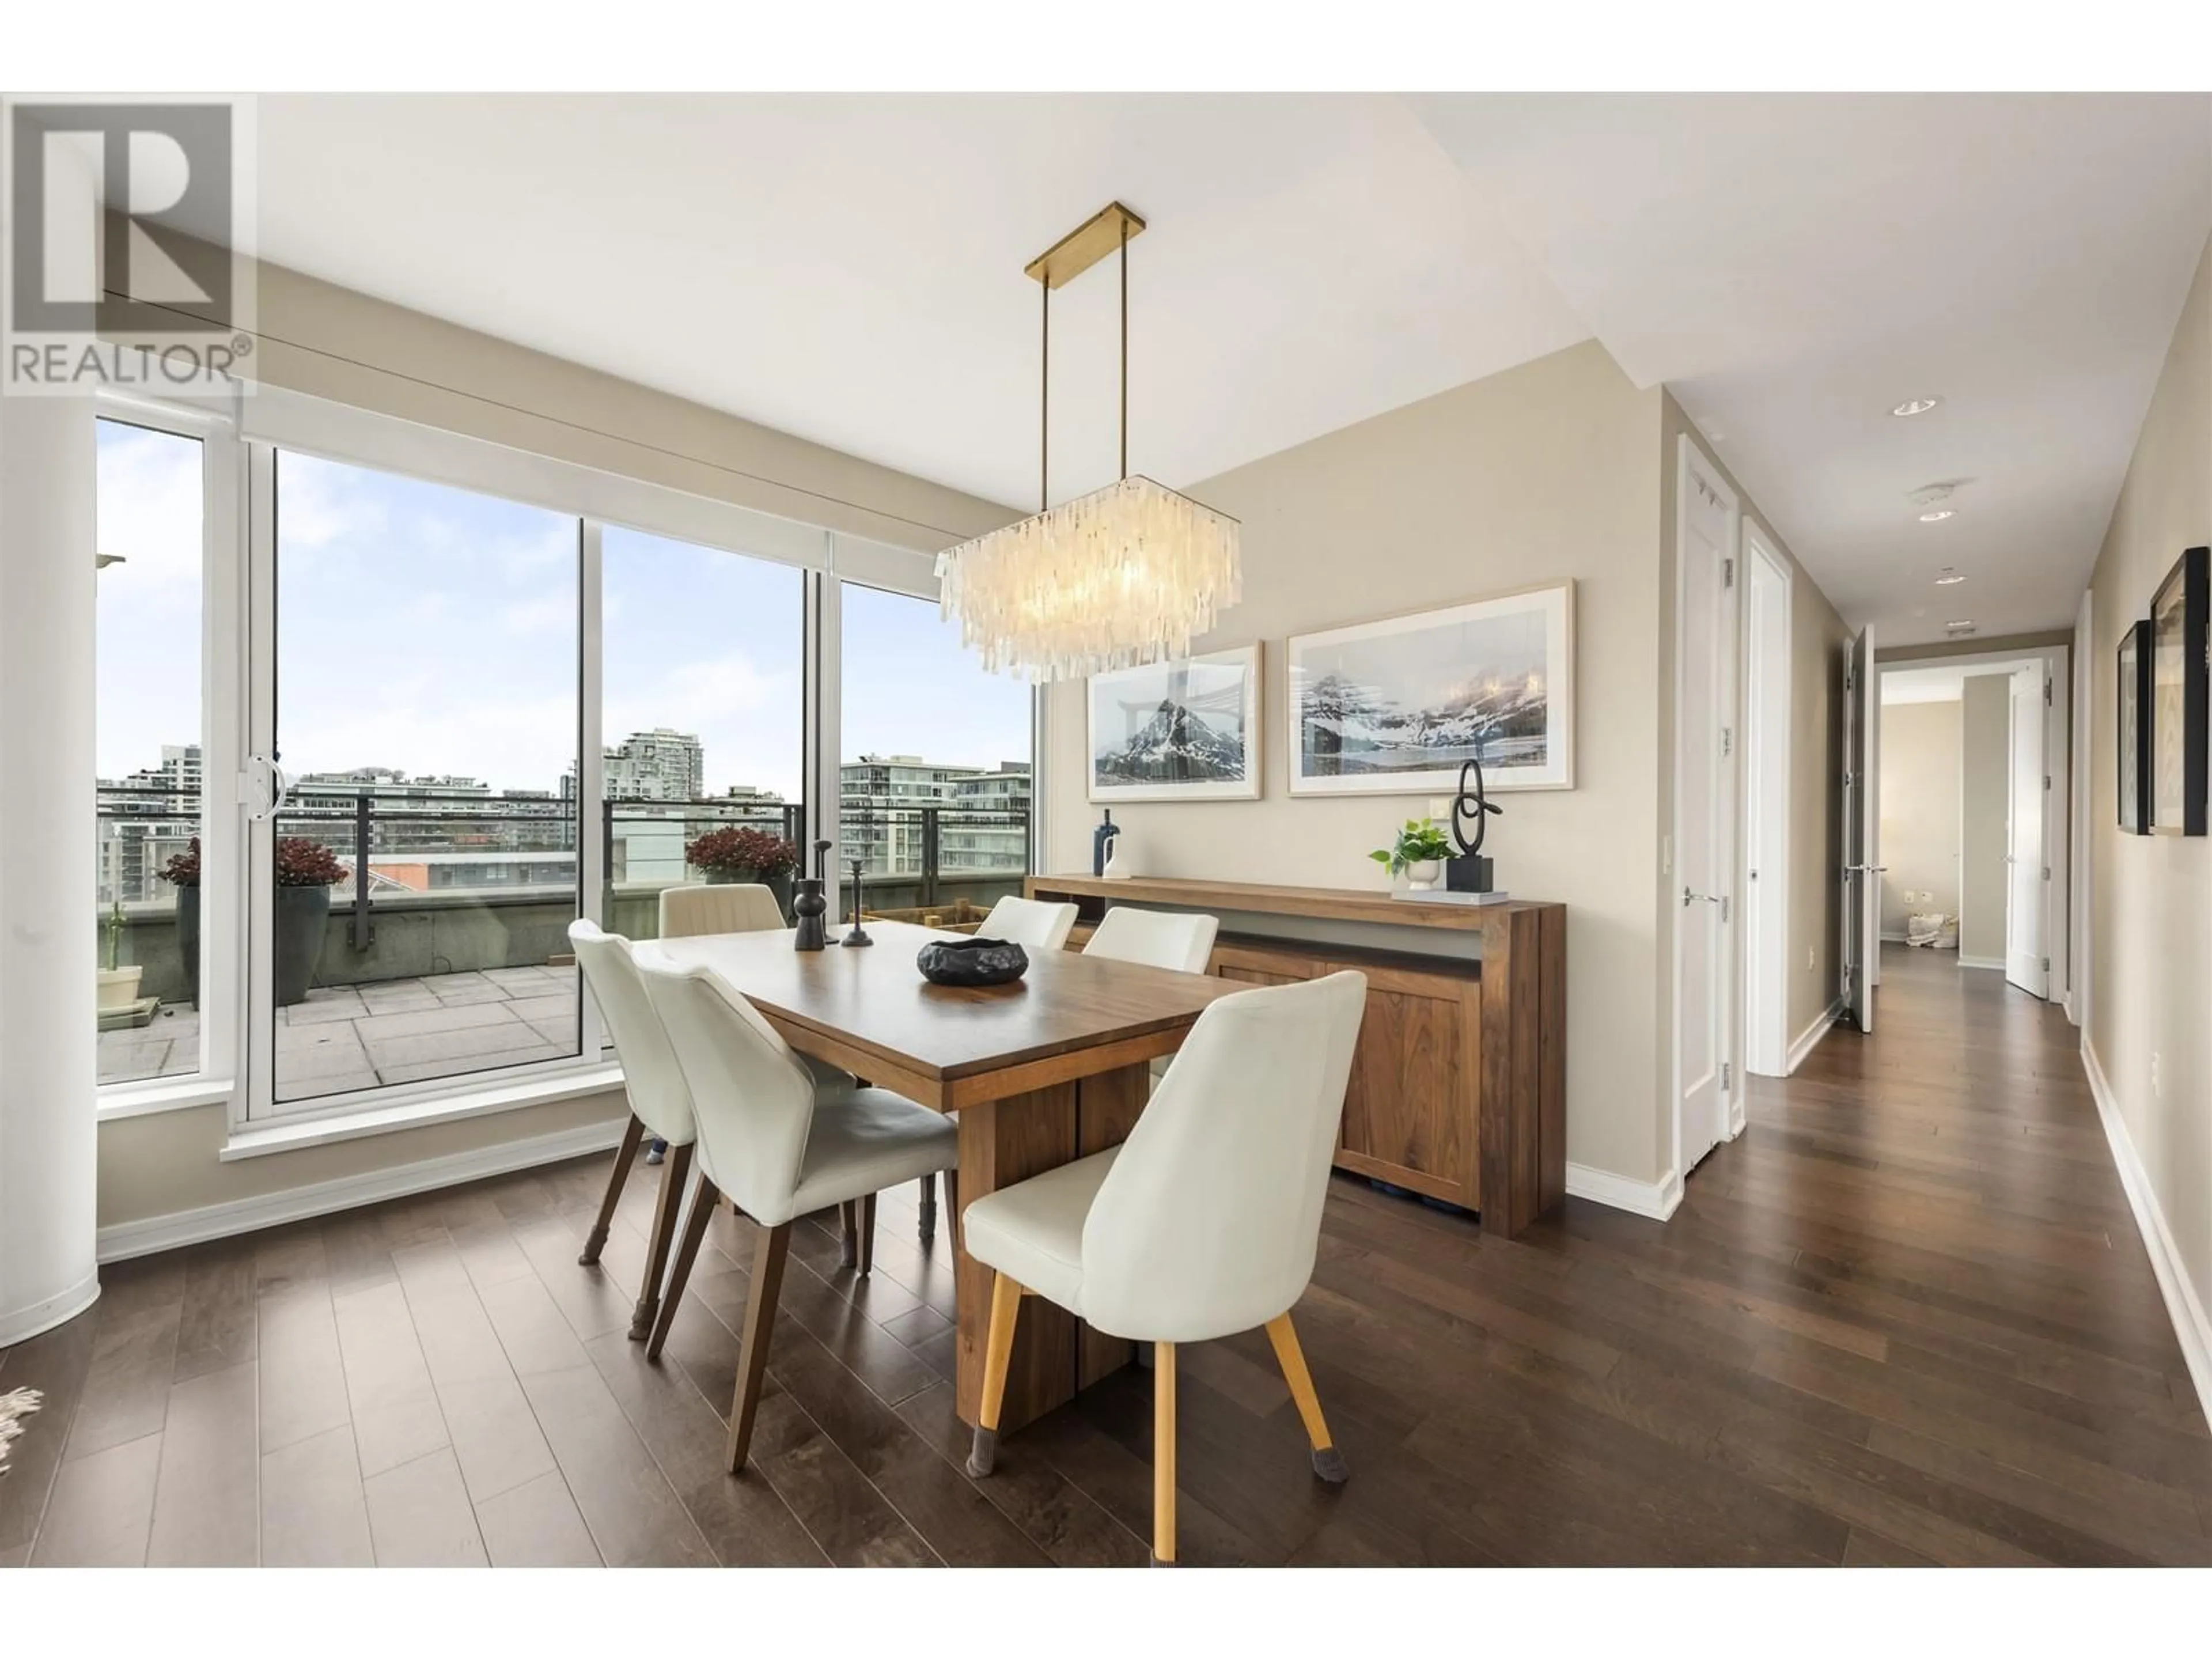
[1024,202,1147,289]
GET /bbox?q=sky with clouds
[96,421,1032,801]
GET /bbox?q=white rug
[0,1388,43,1475]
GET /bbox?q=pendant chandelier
[936,202,1241,682]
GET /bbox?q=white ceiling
[250,93,2211,643]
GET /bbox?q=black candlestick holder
[842,857,873,946]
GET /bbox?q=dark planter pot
[175,882,201,1008]
[704,868,794,922]
[274,884,332,1007]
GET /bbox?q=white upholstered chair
[977,894,1079,952]
[659,880,783,938]
[567,920,701,1343]
[960,970,1367,1565]
[1082,907,1221,1086]
[637,952,960,1471]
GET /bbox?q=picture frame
[1086,643,1263,802]
[2147,545,2208,836]
[2118,618,2151,835]
[1287,580,1575,796]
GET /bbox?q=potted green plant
[684,825,800,921]
[274,837,346,1006]
[158,837,201,1008]
[98,899,143,1012]
[1369,817,1455,892]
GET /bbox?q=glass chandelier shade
[936,200,1241,683]
[935,475,1241,681]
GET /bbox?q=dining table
[637,918,1242,1433]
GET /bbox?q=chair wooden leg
[646,1173,719,1361]
[726,1219,791,1474]
[1153,1342,1177,1566]
[965,1271,1023,1478]
[857,1193,877,1278]
[942,1168,960,1256]
[839,1200,859,1269]
[627,1141,692,1341]
[579,1115,646,1265]
[1264,1312,1347,1483]
[916,1172,937,1244]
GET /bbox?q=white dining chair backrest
[1079,971,1367,1342]
[660,881,785,938]
[568,920,697,1147]
[978,895,1078,952]
[635,956,819,1226]
[1081,907,1219,975]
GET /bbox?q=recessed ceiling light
[1934,569,1966,585]
[1892,396,1943,418]
[1919,509,1956,522]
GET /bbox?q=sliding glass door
[257,450,583,1108]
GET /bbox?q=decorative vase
[1404,859,1442,892]
[97,964,144,1012]
[176,882,201,1006]
[274,884,332,1006]
[791,878,828,951]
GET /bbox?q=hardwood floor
[4,945,2207,1565]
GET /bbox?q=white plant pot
[1404,860,1442,892]
[97,965,143,1011]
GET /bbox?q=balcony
[96,789,1030,1092]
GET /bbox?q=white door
[2007,665,2049,997]
[1842,627,1881,1032]
[1675,440,1738,1173]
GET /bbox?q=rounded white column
[0,389,101,1345]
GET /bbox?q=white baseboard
[95,1118,628,1265]
[1879,930,1907,944]
[2080,1037,2212,1430]
[1785,999,1843,1074]
[1958,953,2005,971]
[1566,1162,1682,1221]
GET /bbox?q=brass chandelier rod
[1025,201,1147,513]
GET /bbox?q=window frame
[94,383,1032,1148]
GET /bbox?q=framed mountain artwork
[1289,580,1575,796]
[1088,645,1262,802]
[2149,545,2209,836]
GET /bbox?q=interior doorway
[1873,646,2070,1002]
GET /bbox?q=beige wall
[1044,340,1671,1184]
[2086,232,2212,1334]
[1659,396,1852,1057]
[1878,699,1961,937]
[1959,674,2013,963]
[97,255,1020,1234]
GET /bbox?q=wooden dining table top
[635,919,1241,1109]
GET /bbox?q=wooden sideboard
[1024,874,1566,1237]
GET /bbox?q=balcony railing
[96,785,1031,1002]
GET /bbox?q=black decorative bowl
[916,937,1029,988]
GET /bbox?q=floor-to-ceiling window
[94,418,208,1088]
[268,452,581,1104]
[600,525,805,947]
[839,582,1034,923]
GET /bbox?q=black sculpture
[792,838,832,950]
[841,857,873,946]
[1445,756,1504,894]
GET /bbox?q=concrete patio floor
[96,963,584,1098]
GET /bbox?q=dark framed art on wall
[2118,618,2151,834]
[2148,545,2209,837]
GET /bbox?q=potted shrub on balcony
[158,837,201,1008]
[684,825,800,921]
[274,837,346,1006]
[98,900,143,1012]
